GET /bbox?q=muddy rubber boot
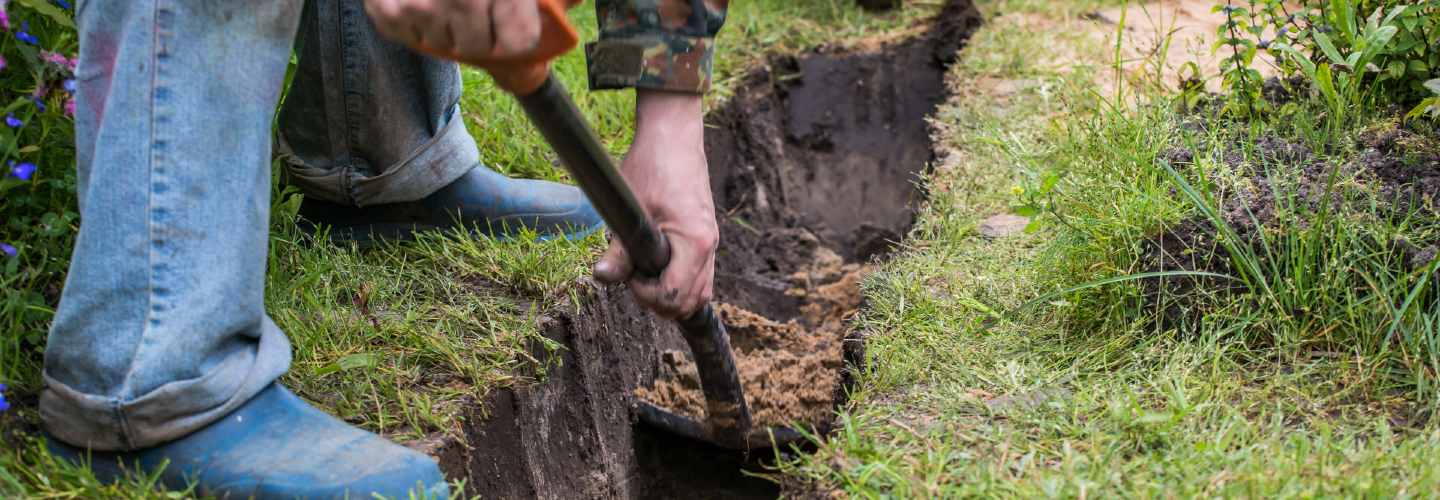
[297,164,604,246]
[46,384,448,499]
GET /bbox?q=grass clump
[780,0,1440,495]
[1042,101,1440,409]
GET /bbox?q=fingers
[449,0,494,57]
[594,231,710,319]
[366,0,426,45]
[627,228,716,319]
[593,239,633,284]
[366,0,540,59]
[489,0,541,56]
[418,2,458,50]
[366,0,468,49]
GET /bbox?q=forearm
[590,1,722,318]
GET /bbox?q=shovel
[417,0,803,450]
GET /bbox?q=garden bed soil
[1141,122,1440,324]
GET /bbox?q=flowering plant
[0,0,78,383]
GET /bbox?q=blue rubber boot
[47,384,448,499]
[297,164,605,246]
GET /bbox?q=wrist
[634,90,703,141]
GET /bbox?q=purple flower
[53,0,71,9]
[39,51,76,72]
[31,95,44,112]
[9,160,35,180]
[64,97,73,117]
[0,243,14,257]
[0,55,7,72]
[5,113,19,128]
[40,50,67,67]
[0,1,11,31]
[0,383,9,413]
[15,22,37,45]
[63,78,76,93]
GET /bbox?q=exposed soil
[1087,0,1281,93]
[1140,121,1440,326]
[632,0,980,433]
[857,0,902,12]
[635,264,857,429]
[411,1,982,498]
[632,242,869,430]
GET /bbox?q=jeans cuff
[40,319,291,451]
[278,105,481,207]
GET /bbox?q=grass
[5,0,1439,497]
[777,0,1440,496]
[0,1,932,497]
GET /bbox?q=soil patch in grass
[419,1,982,497]
[1140,122,1440,324]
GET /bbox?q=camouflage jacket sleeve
[584,0,728,93]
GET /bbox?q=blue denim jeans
[43,0,478,450]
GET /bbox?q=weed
[1216,0,1440,122]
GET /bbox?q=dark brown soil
[633,0,980,433]
[413,1,982,497]
[858,0,903,12]
[1140,122,1440,326]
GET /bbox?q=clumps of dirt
[635,351,709,418]
[636,256,859,429]
[1354,125,1440,217]
[726,303,846,428]
[1140,122,1440,325]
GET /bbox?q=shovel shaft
[677,303,751,442]
[517,76,667,274]
[516,74,752,441]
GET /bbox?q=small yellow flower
[1010,185,1025,196]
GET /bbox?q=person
[41,0,726,497]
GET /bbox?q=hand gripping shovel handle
[516,78,753,441]
[417,0,753,444]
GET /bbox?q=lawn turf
[777,0,1440,496]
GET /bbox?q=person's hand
[593,91,718,319]
[364,0,541,60]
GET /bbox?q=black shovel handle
[516,73,753,441]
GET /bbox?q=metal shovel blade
[635,400,806,451]
[632,305,805,451]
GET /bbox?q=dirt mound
[1140,124,1440,325]
[420,2,982,497]
[635,262,857,429]
[1355,126,1440,217]
[633,243,867,430]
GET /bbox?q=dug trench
[409,2,981,497]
